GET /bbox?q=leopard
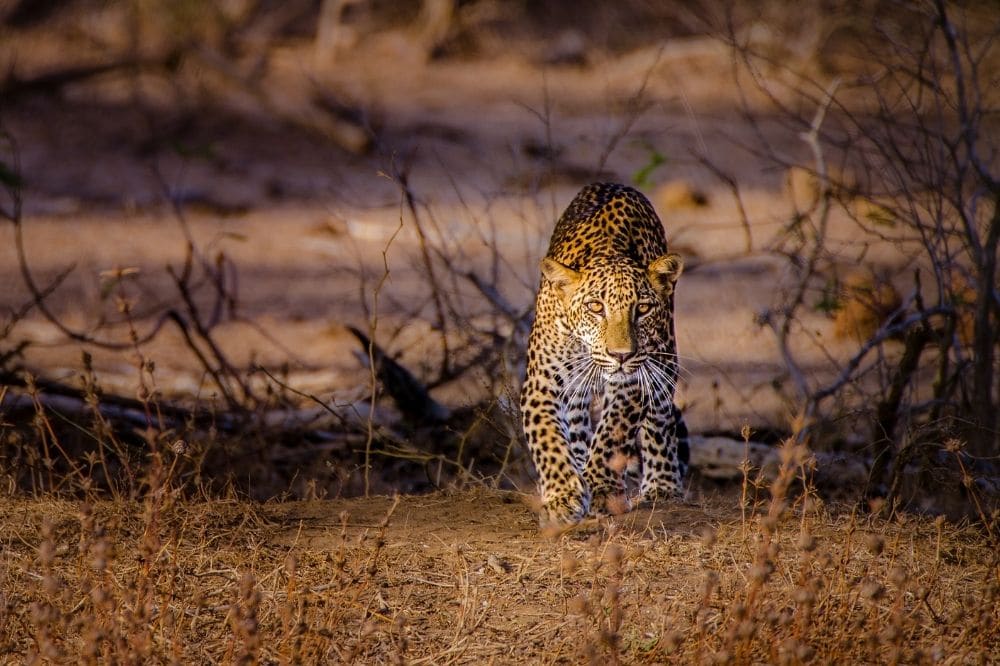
[520,182,689,526]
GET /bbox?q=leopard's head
[541,254,683,387]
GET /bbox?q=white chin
[605,367,633,381]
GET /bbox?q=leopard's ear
[541,258,583,302]
[647,253,683,299]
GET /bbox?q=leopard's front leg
[584,380,642,517]
[639,399,688,504]
[520,357,591,526]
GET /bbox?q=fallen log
[347,326,451,425]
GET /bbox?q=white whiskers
[558,346,682,417]
[631,354,680,411]
[644,349,692,380]
[560,353,604,406]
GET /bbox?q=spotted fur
[520,183,689,525]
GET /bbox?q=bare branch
[768,78,841,404]
[811,306,950,404]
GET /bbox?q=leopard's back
[545,182,669,270]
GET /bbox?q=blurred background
[0,1,997,515]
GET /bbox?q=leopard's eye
[636,302,654,316]
[586,301,605,315]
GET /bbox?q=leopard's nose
[608,350,634,365]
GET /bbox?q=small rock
[655,180,708,211]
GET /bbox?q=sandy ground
[0,35,884,433]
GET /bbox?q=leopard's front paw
[540,490,590,527]
[589,489,632,517]
[639,482,684,507]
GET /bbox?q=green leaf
[631,147,666,188]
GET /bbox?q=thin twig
[392,166,452,380]
[771,78,841,406]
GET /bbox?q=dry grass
[3,455,997,664]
